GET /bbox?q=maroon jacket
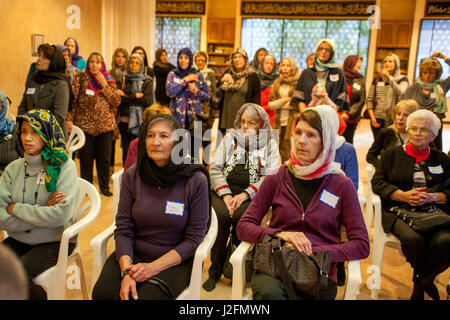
[237,165,369,282]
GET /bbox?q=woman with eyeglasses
[372,109,450,300]
[291,39,348,116]
[366,53,409,139]
[403,52,450,151]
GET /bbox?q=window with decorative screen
[241,18,371,76]
[156,17,201,65]
[415,19,450,96]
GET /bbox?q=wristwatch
[121,270,130,278]
[432,193,438,203]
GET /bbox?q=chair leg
[75,255,89,300]
[370,238,386,299]
[364,204,373,231]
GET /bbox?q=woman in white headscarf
[366,52,409,139]
[237,105,369,300]
[202,103,280,292]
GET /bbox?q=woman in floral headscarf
[70,52,120,196]
[202,103,280,292]
[0,109,80,300]
[216,48,261,131]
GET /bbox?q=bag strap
[271,237,329,300]
[271,237,297,300]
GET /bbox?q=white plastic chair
[33,178,101,300]
[366,165,401,298]
[364,165,382,231]
[67,125,85,158]
[229,191,366,300]
[90,169,218,300]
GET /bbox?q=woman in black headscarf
[18,44,72,137]
[92,114,210,300]
[153,48,176,106]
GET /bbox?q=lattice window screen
[416,19,450,96]
[156,17,201,65]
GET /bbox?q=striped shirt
[367,76,408,124]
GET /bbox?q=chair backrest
[74,177,102,223]
[111,169,124,222]
[67,125,85,157]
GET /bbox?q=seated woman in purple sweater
[237,105,370,300]
[92,114,210,300]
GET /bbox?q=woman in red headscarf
[342,55,366,144]
[70,52,121,196]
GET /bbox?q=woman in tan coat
[71,52,120,196]
[269,57,301,163]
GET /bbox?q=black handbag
[390,204,450,235]
[222,233,254,281]
[253,235,330,300]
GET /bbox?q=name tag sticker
[428,165,443,174]
[352,83,361,91]
[430,92,437,99]
[377,81,385,87]
[86,89,95,96]
[329,74,339,82]
[319,189,339,209]
[26,88,36,95]
[165,201,185,216]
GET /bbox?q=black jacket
[346,77,365,121]
[154,63,175,106]
[366,128,403,167]
[117,78,154,117]
[372,145,450,232]
[0,130,23,174]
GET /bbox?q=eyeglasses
[408,126,431,135]
[317,47,332,53]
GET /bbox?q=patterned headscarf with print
[85,52,116,95]
[16,109,68,192]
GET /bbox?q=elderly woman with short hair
[404,51,450,151]
[372,109,450,300]
[202,103,280,292]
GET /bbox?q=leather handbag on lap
[390,204,450,235]
[253,235,330,300]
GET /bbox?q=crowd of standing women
[0,34,449,301]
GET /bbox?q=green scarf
[417,79,447,114]
[16,109,68,192]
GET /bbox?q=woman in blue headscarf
[0,90,23,174]
[166,48,210,130]
[64,37,87,71]
[117,53,154,165]
[0,109,80,300]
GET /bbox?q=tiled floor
[7,119,449,300]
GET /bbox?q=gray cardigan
[18,77,70,136]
